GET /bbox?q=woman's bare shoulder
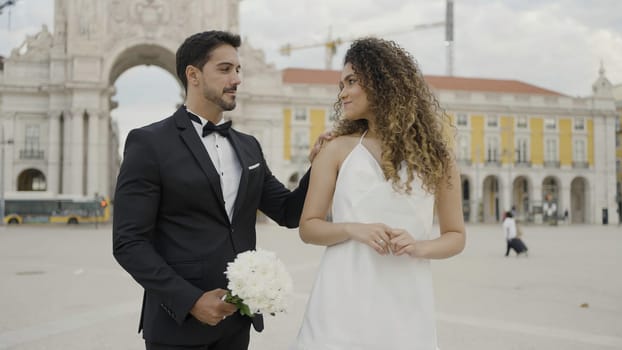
[321,134,360,154]
[313,134,361,167]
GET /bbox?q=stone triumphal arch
[0,0,244,199]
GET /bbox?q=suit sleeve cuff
[170,286,204,325]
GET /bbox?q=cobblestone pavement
[0,222,620,349]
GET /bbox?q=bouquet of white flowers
[224,249,293,317]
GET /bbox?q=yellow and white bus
[2,193,110,225]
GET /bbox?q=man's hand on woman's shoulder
[308,130,335,162]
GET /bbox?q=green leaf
[239,303,253,317]
[223,291,254,317]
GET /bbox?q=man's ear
[186,66,200,86]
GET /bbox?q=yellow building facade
[271,68,618,224]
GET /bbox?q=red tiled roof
[282,68,342,86]
[282,68,564,96]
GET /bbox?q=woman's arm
[299,138,350,246]
[299,138,392,254]
[391,160,466,259]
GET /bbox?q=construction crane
[0,0,18,30]
[0,0,16,14]
[279,0,455,75]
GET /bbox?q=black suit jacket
[112,107,309,345]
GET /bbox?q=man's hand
[189,289,237,326]
[308,131,334,162]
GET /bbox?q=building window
[293,130,308,147]
[574,139,586,162]
[574,118,585,131]
[457,113,468,127]
[517,116,528,129]
[457,135,469,161]
[516,138,529,163]
[292,130,309,162]
[486,137,499,162]
[486,114,498,128]
[21,125,44,159]
[294,108,307,122]
[545,138,558,161]
[545,118,557,130]
[25,125,40,151]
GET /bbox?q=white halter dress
[291,133,438,350]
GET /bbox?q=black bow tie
[188,113,232,138]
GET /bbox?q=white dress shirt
[187,108,241,221]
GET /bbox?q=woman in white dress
[291,38,466,350]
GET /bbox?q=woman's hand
[345,223,392,255]
[389,229,424,257]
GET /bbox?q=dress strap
[359,130,368,144]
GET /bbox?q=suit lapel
[227,130,249,223]
[174,108,228,218]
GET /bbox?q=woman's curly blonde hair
[333,37,454,194]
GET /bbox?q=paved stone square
[0,222,620,349]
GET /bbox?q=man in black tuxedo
[113,31,314,350]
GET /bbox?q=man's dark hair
[176,31,241,92]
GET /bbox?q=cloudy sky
[1,0,621,153]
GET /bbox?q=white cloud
[1,0,621,146]
[239,0,622,96]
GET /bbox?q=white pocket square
[248,163,260,170]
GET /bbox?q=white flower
[224,249,293,316]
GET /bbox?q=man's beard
[204,87,236,111]
[216,97,236,111]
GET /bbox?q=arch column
[100,114,112,198]
[532,182,542,223]
[86,109,100,196]
[502,171,512,214]
[65,109,85,195]
[560,182,571,222]
[533,183,542,201]
[61,110,72,194]
[472,168,482,223]
[47,111,62,194]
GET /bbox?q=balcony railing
[450,159,590,169]
[457,158,471,166]
[543,160,560,168]
[20,149,45,160]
